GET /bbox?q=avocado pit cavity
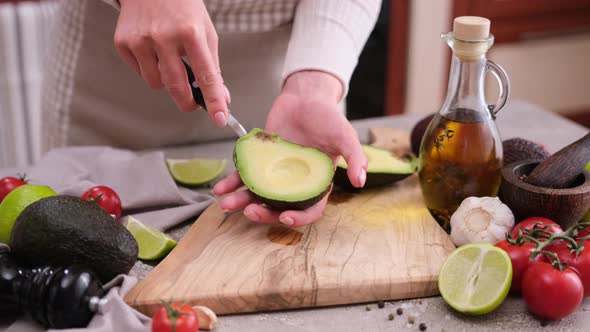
[234,128,334,211]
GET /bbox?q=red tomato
[545,241,590,296]
[152,303,199,332]
[0,176,27,202]
[496,240,543,294]
[510,217,562,239]
[522,261,583,320]
[81,186,122,218]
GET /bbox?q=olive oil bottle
[418,17,510,232]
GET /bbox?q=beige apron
[42,0,291,151]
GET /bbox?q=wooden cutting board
[124,129,455,316]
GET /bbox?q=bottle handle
[486,60,510,118]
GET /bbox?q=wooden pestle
[526,132,590,189]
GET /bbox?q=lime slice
[166,158,227,187]
[125,216,177,260]
[438,243,512,315]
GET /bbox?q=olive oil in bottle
[418,17,510,232]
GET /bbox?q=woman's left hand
[213,71,367,227]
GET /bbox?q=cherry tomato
[545,241,590,296]
[522,261,583,320]
[152,303,199,332]
[510,217,562,239]
[0,176,27,203]
[496,240,543,294]
[81,186,122,218]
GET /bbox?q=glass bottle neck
[441,54,489,121]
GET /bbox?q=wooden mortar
[500,159,590,229]
[525,133,590,189]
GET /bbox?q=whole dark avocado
[10,195,138,283]
[410,113,435,156]
[502,137,551,166]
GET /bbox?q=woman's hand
[114,0,229,127]
[213,71,367,227]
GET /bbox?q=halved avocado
[233,129,334,210]
[334,144,417,189]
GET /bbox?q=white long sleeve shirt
[101,0,382,95]
[41,0,381,150]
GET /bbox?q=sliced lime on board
[438,243,512,315]
[166,158,227,187]
[126,216,177,260]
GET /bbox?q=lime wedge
[166,158,227,187]
[125,216,177,260]
[438,243,512,315]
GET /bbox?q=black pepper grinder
[0,244,108,329]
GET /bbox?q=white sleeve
[281,0,382,98]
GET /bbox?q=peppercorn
[419,323,427,331]
[388,313,395,321]
[407,315,415,324]
[365,306,371,311]
[377,301,385,309]
[396,308,403,315]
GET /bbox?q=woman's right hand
[114,0,229,127]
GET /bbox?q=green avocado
[335,144,417,189]
[10,195,138,283]
[233,128,334,211]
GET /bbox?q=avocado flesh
[335,144,417,189]
[234,129,334,210]
[10,196,138,283]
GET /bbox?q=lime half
[166,158,227,187]
[125,216,177,260]
[438,243,512,315]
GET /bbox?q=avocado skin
[410,113,435,156]
[10,196,138,283]
[333,167,413,190]
[254,183,332,211]
[502,137,551,166]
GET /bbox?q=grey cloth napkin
[1,146,218,332]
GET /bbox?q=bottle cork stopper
[453,16,490,41]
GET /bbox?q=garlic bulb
[450,196,515,246]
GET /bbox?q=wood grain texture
[500,160,590,229]
[526,133,590,189]
[124,175,455,317]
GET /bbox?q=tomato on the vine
[545,241,590,297]
[522,261,583,320]
[152,303,199,332]
[81,185,122,218]
[496,240,543,294]
[510,217,562,239]
[0,176,27,203]
[575,225,590,240]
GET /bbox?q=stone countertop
[143,100,589,332]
